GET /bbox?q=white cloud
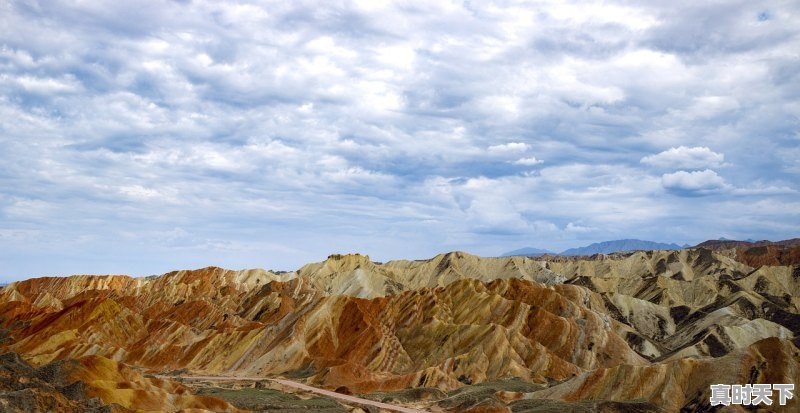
[731,185,797,195]
[1,74,82,94]
[661,169,729,195]
[661,170,796,197]
[488,142,531,156]
[565,222,595,232]
[685,95,741,119]
[512,157,543,166]
[641,146,726,169]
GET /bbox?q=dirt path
[169,375,428,413]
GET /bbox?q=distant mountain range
[561,239,682,256]
[503,238,800,257]
[694,238,800,250]
[500,247,555,257]
[502,239,682,257]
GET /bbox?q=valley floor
[173,375,428,413]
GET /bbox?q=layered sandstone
[1,249,798,411]
[0,351,241,412]
[508,337,799,412]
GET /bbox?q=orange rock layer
[0,351,241,412]
[2,271,648,392]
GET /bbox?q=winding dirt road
[169,375,428,413]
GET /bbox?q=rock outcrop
[508,337,800,412]
[0,351,241,412]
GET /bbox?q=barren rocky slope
[0,351,241,412]
[695,238,800,250]
[0,248,798,411]
[696,238,800,266]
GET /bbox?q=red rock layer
[695,238,800,250]
[735,245,800,266]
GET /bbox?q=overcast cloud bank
[1,0,798,281]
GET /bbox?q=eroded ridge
[1,249,798,411]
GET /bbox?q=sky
[1,0,799,281]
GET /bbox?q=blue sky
[1,0,799,281]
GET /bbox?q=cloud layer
[641,146,726,169]
[1,0,798,280]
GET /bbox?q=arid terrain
[1,241,799,412]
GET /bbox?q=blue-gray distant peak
[559,239,682,256]
[501,247,555,257]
